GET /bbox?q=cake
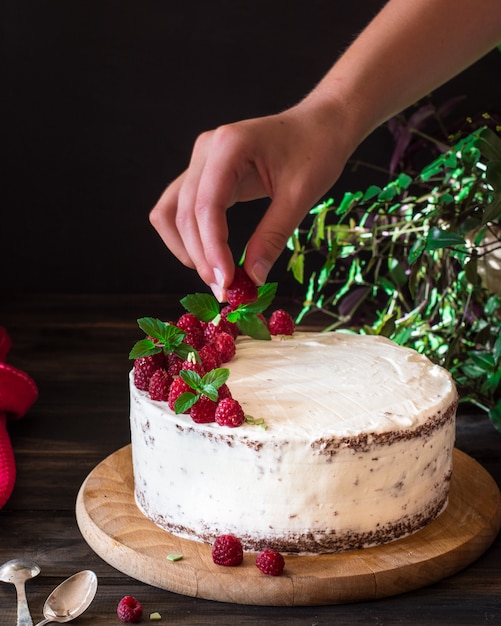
[129,330,457,554]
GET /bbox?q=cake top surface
[137,330,457,441]
[223,331,456,439]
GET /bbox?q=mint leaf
[181,368,230,401]
[202,367,230,389]
[137,317,175,341]
[135,317,190,357]
[240,283,278,314]
[199,384,219,402]
[174,343,200,361]
[181,293,220,322]
[204,368,229,400]
[128,338,162,359]
[237,313,271,340]
[226,310,241,323]
[179,370,203,391]
[226,282,278,323]
[161,326,186,349]
[175,391,198,414]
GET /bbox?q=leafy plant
[287,125,501,431]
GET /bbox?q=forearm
[301,0,501,151]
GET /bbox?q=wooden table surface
[1,293,500,625]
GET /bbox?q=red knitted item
[0,327,38,509]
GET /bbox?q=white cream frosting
[130,331,457,553]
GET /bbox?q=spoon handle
[32,621,49,626]
[14,581,33,626]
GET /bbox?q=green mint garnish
[166,554,183,562]
[180,293,220,322]
[236,314,271,340]
[129,338,162,359]
[175,391,199,414]
[226,283,278,322]
[175,367,230,413]
[129,317,199,361]
[130,280,279,360]
[224,282,277,340]
[246,283,278,313]
[245,415,268,430]
[137,317,175,340]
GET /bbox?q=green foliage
[175,368,230,413]
[129,317,198,361]
[181,283,278,340]
[287,127,501,430]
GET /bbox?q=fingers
[150,110,346,297]
[244,190,312,286]
[150,126,260,299]
[150,172,195,269]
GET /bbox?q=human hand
[149,101,354,301]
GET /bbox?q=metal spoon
[33,570,98,626]
[0,558,41,626]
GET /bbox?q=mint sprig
[236,314,271,340]
[180,293,220,322]
[129,317,199,360]
[226,283,278,340]
[175,367,230,414]
[135,281,278,351]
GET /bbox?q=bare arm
[150,0,501,301]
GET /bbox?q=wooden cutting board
[76,446,501,606]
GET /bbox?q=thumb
[243,195,309,285]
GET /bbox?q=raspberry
[202,319,233,343]
[217,383,232,401]
[117,595,143,623]
[212,534,243,566]
[148,369,172,401]
[176,312,202,332]
[226,268,258,307]
[215,397,245,427]
[180,358,205,377]
[199,344,220,371]
[182,327,205,350]
[255,549,285,576]
[177,313,205,350]
[190,394,217,423]
[168,377,192,412]
[133,353,165,391]
[166,353,184,377]
[268,309,295,336]
[220,306,240,338]
[212,331,236,363]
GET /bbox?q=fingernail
[210,268,225,302]
[250,258,271,285]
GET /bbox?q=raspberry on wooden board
[212,534,244,566]
[256,549,285,576]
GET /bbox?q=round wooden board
[76,446,501,606]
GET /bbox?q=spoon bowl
[34,570,98,626]
[0,558,40,626]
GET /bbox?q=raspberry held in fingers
[226,268,258,307]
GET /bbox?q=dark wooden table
[1,294,500,625]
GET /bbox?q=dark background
[3,1,501,296]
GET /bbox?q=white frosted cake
[129,331,457,553]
